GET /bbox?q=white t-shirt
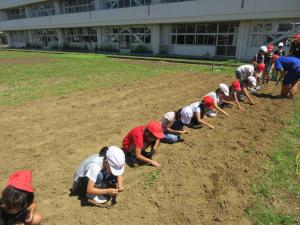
[160,111,176,132]
[189,102,201,113]
[73,154,104,183]
[236,65,254,77]
[206,92,219,103]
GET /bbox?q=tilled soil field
[0,71,295,225]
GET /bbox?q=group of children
[1,35,300,224]
[250,34,300,99]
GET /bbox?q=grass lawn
[0,50,235,105]
[248,99,300,224]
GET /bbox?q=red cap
[6,170,34,193]
[257,63,265,72]
[267,44,274,51]
[232,80,241,92]
[292,34,300,41]
[147,121,165,139]
[202,96,214,110]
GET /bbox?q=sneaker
[206,112,217,117]
[256,85,261,90]
[250,88,257,93]
[177,137,184,142]
[88,196,107,205]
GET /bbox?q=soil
[0,57,58,64]
[0,72,295,225]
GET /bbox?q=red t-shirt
[122,125,146,152]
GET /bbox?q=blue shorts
[282,72,300,85]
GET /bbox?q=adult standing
[275,56,300,99]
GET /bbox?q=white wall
[171,45,215,57]
[1,0,300,31]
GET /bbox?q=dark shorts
[282,72,300,85]
[264,63,272,73]
[235,70,244,81]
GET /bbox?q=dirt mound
[0,72,295,225]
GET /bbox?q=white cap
[219,83,229,96]
[164,112,175,123]
[106,146,125,176]
[248,76,257,86]
[278,42,284,47]
[260,46,267,52]
[181,106,193,125]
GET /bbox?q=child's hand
[107,188,118,196]
[151,160,161,168]
[181,130,189,134]
[239,106,245,111]
[25,210,34,224]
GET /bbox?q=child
[271,54,280,81]
[72,146,125,205]
[122,121,165,168]
[223,80,245,111]
[235,64,260,104]
[0,170,43,225]
[274,42,285,57]
[204,83,230,117]
[275,56,300,99]
[160,111,189,144]
[262,44,274,84]
[180,96,215,129]
[289,34,300,58]
[251,45,266,66]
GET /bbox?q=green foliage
[131,45,153,54]
[145,170,160,187]
[248,203,297,225]
[98,45,119,53]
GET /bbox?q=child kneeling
[72,146,125,205]
[0,170,43,225]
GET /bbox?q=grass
[248,99,300,225]
[145,170,160,187]
[0,50,236,105]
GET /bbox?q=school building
[0,0,299,60]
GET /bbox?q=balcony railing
[0,0,195,20]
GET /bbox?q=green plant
[98,45,119,53]
[131,45,153,54]
[145,170,160,187]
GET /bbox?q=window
[177,35,184,44]
[186,24,196,33]
[169,21,238,58]
[102,26,151,45]
[177,24,186,33]
[248,21,296,47]
[32,30,58,45]
[64,27,97,43]
[31,1,55,17]
[64,0,95,14]
[278,23,293,32]
[7,7,26,19]
[185,35,194,44]
[206,23,217,33]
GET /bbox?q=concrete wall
[0,0,46,10]
[1,0,300,31]
[170,45,215,57]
